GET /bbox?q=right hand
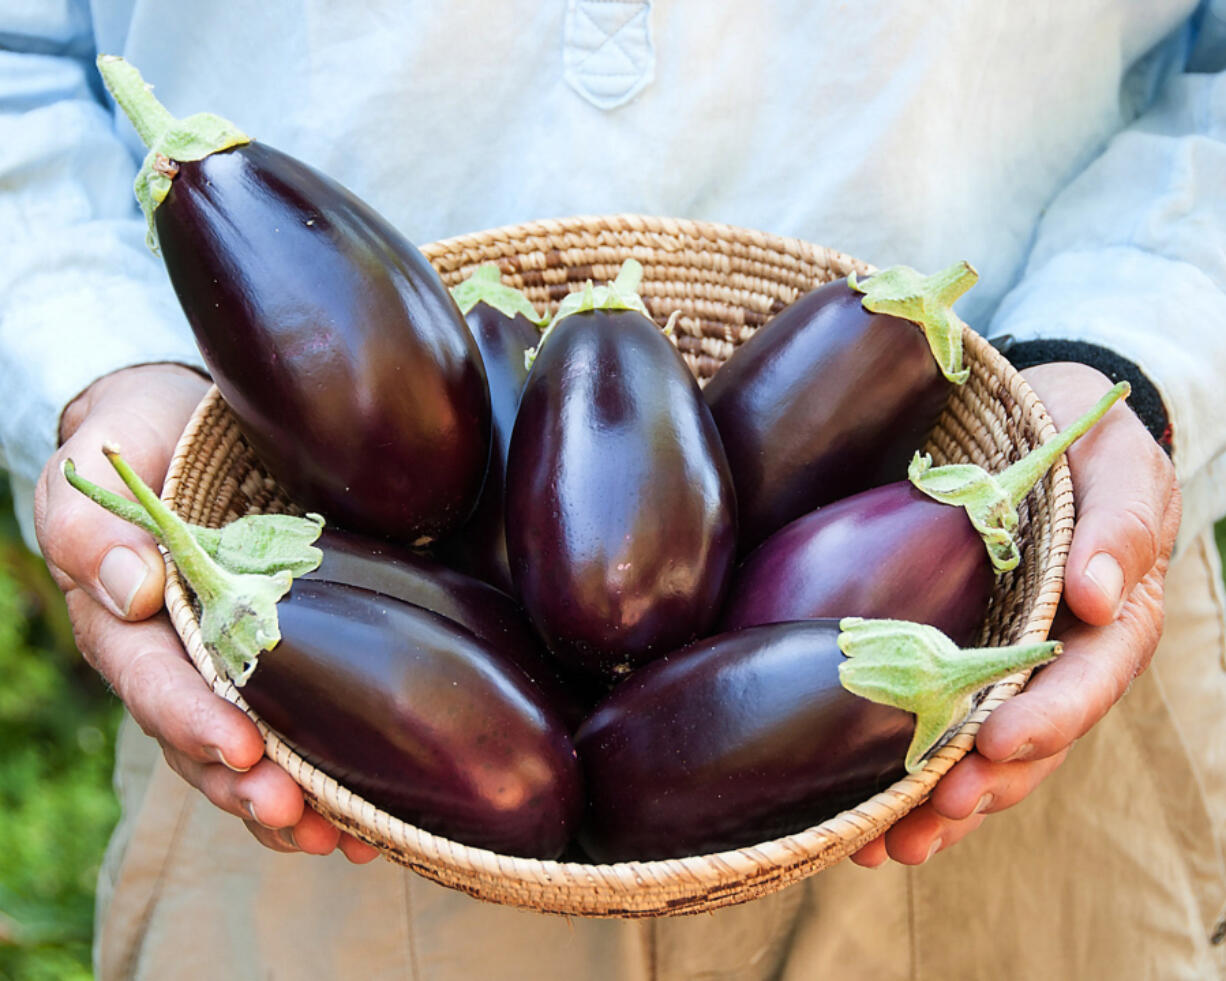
[34,362,379,862]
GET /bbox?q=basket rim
[159,213,1074,916]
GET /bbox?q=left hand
[851,360,1181,867]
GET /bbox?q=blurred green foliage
[0,480,123,981]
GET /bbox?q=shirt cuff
[997,337,1173,455]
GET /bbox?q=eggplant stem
[95,56,250,251]
[847,261,977,385]
[96,55,178,149]
[527,258,653,367]
[450,263,548,325]
[64,446,315,686]
[100,444,227,607]
[62,459,162,540]
[998,381,1130,508]
[837,617,1061,772]
[907,380,1130,573]
[930,261,979,309]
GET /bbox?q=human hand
[34,363,379,863]
[851,360,1181,867]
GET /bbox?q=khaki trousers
[95,531,1226,980]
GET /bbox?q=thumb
[1021,363,1178,626]
[34,364,210,621]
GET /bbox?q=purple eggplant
[721,483,992,645]
[67,450,581,860]
[304,528,599,729]
[505,263,737,680]
[703,264,975,551]
[576,618,1058,862]
[98,57,490,542]
[433,266,546,594]
[720,383,1131,645]
[243,579,581,858]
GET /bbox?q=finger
[338,833,382,864]
[287,808,344,856]
[243,819,300,854]
[165,754,306,831]
[883,807,988,866]
[929,748,1069,821]
[36,372,209,621]
[975,573,1166,764]
[66,589,266,772]
[849,835,889,869]
[884,748,1070,864]
[1021,363,1176,626]
[37,446,170,622]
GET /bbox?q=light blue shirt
[2,1,1225,550]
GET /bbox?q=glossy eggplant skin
[434,303,540,594]
[720,482,993,647]
[302,527,598,729]
[703,279,950,551]
[156,142,490,542]
[575,621,913,862]
[240,579,582,859]
[505,308,737,680]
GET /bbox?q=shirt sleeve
[987,0,1226,546]
[0,2,206,546]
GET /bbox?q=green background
[0,482,122,981]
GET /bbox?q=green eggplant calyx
[907,381,1130,573]
[62,449,326,686]
[450,264,549,325]
[62,459,325,578]
[847,261,977,385]
[96,56,250,252]
[526,258,653,368]
[837,617,1061,772]
[908,454,1021,572]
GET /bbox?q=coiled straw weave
[161,214,1074,917]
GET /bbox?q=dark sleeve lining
[996,338,1173,456]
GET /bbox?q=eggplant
[244,579,581,858]
[719,383,1131,646]
[97,57,490,542]
[67,450,581,860]
[303,528,600,730]
[703,264,975,551]
[504,263,737,680]
[576,618,1058,862]
[432,266,546,594]
[721,483,991,646]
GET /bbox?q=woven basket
[161,214,1074,917]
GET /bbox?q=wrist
[999,339,1172,456]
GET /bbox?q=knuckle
[161,746,195,784]
[1111,499,1164,574]
[114,647,189,739]
[62,589,112,676]
[39,496,108,583]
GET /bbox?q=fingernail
[99,545,151,617]
[974,793,995,815]
[244,800,275,830]
[1085,552,1125,618]
[1003,742,1034,763]
[925,838,943,862]
[206,745,251,773]
[278,826,299,850]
